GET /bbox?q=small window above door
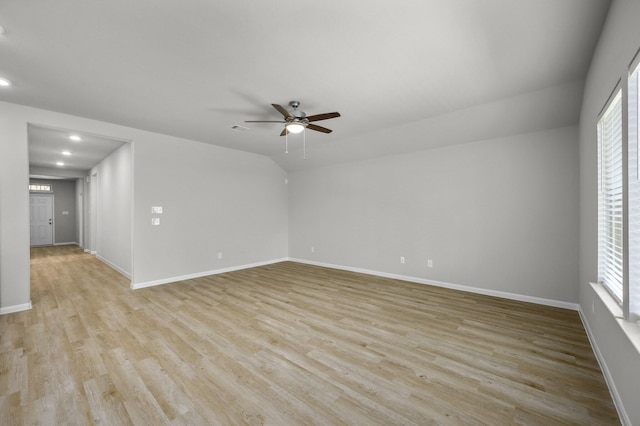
[29,183,52,192]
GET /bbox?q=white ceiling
[28,124,127,174]
[0,0,611,171]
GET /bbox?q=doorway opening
[27,123,132,283]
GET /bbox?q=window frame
[597,87,625,304]
[28,183,53,192]
[627,55,640,321]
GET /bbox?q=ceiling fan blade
[244,120,286,123]
[307,124,333,134]
[306,112,341,122]
[280,128,289,137]
[272,104,294,118]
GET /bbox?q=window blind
[598,90,624,303]
[629,63,640,321]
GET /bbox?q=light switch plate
[151,206,163,214]
[151,217,160,226]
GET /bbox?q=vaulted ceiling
[0,0,611,171]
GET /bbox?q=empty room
[1,0,639,424]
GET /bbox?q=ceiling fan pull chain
[285,130,289,154]
[303,129,306,160]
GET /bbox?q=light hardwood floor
[0,245,619,425]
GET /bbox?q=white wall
[579,0,640,424]
[76,178,84,250]
[132,131,288,285]
[91,143,132,277]
[0,100,288,311]
[0,105,30,313]
[289,126,579,304]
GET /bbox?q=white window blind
[629,62,640,320]
[598,90,624,303]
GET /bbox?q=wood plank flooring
[0,245,619,425]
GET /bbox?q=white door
[30,195,54,246]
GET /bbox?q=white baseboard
[132,256,579,310]
[288,258,580,311]
[131,257,289,290]
[578,308,630,426]
[54,242,78,246]
[0,300,33,315]
[96,255,132,280]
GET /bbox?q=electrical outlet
[218,252,223,260]
[400,256,405,264]
[311,246,315,253]
[427,259,433,268]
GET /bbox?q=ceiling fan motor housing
[289,101,306,119]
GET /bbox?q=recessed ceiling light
[69,134,82,141]
[0,78,11,87]
[56,161,65,166]
[62,151,72,156]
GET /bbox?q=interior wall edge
[96,254,131,280]
[578,307,631,426]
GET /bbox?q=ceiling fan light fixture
[286,123,305,134]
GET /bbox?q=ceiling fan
[245,101,340,136]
